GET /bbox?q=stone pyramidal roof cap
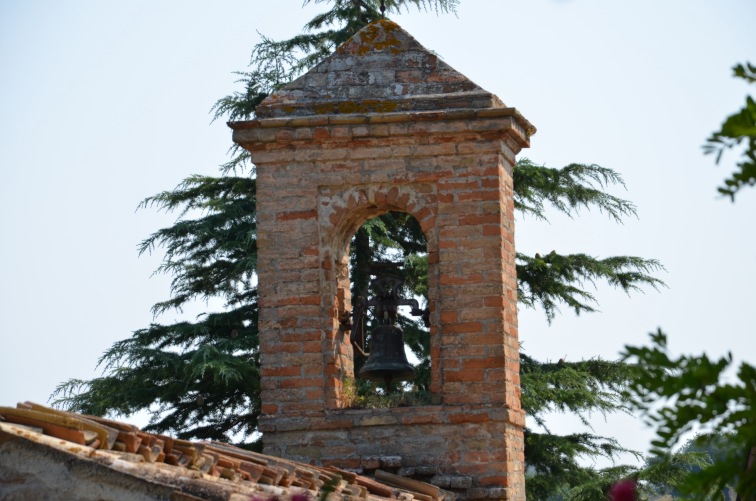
[255,19,506,118]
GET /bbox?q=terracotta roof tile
[0,402,452,501]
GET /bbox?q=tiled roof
[0,402,452,501]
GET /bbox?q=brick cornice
[229,106,536,142]
[258,404,526,434]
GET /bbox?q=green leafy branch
[622,330,756,499]
[703,62,756,200]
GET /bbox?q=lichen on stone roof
[254,19,505,119]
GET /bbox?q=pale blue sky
[1,0,754,464]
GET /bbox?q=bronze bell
[351,272,427,388]
[359,324,415,387]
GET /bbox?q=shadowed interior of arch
[345,210,432,407]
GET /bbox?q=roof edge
[229,107,536,139]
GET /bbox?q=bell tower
[230,20,535,500]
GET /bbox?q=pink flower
[608,479,637,501]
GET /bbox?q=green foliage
[513,159,664,322]
[53,173,260,447]
[525,431,636,500]
[525,428,709,500]
[517,252,664,323]
[638,449,713,499]
[521,354,641,499]
[520,354,636,429]
[514,158,637,223]
[52,305,261,446]
[622,330,756,499]
[341,376,432,408]
[137,175,257,315]
[704,62,756,200]
[518,354,708,499]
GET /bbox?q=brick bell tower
[230,20,535,500]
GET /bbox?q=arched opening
[344,210,431,407]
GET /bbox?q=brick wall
[231,19,534,501]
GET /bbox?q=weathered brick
[444,369,485,383]
[302,340,323,353]
[261,404,279,415]
[438,273,483,285]
[263,366,301,377]
[280,377,323,389]
[442,322,483,334]
[462,357,502,370]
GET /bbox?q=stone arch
[317,183,439,408]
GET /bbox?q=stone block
[450,476,474,489]
[379,456,402,468]
[430,475,451,488]
[467,487,509,500]
[414,465,439,476]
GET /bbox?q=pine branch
[52,305,261,446]
[304,0,459,18]
[517,251,665,322]
[525,429,707,500]
[137,176,257,314]
[639,446,714,499]
[210,71,269,123]
[524,430,640,500]
[514,158,636,222]
[520,353,637,429]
